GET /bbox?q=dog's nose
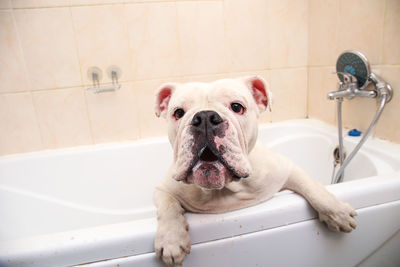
[191,110,223,128]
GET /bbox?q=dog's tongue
[192,160,227,189]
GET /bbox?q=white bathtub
[1,119,399,267]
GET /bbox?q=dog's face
[155,76,271,190]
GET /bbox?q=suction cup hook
[107,65,122,84]
[336,50,371,89]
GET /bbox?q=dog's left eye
[230,102,245,114]
[173,108,185,120]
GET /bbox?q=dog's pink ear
[155,83,177,118]
[242,76,272,113]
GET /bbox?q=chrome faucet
[328,50,393,184]
[327,72,376,100]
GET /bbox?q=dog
[153,76,357,266]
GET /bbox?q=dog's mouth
[199,146,219,162]
[183,144,245,189]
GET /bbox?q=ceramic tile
[71,4,131,85]
[382,0,400,65]
[177,1,226,75]
[268,0,308,68]
[373,66,400,143]
[125,0,171,3]
[307,67,337,125]
[132,78,172,138]
[85,83,139,143]
[70,0,123,6]
[33,87,92,148]
[125,2,180,80]
[12,0,70,8]
[14,8,81,90]
[0,10,29,93]
[0,0,11,9]
[224,0,269,72]
[308,0,339,66]
[336,0,385,65]
[270,68,308,122]
[0,92,42,155]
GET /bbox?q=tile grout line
[122,1,142,140]
[305,0,310,120]
[69,5,95,145]
[380,0,387,65]
[0,66,317,95]
[9,0,223,10]
[10,8,45,149]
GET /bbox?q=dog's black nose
[191,110,223,128]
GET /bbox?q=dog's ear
[242,76,273,113]
[155,83,177,118]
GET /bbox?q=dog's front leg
[153,188,190,266]
[284,165,357,232]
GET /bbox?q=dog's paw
[155,220,191,266]
[318,202,357,233]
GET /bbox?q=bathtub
[0,119,399,267]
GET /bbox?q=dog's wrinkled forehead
[169,79,252,113]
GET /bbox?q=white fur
[153,76,357,266]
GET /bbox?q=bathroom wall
[308,0,400,143]
[1,0,399,156]
[0,0,308,155]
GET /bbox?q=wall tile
[307,67,337,124]
[32,87,92,148]
[14,8,81,90]
[224,0,269,72]
[0,0,11,9]
[0,10,29,93]
[125,0,171,3]
[0,92,42,155]
[373,66,400,143]
[270,68,308,122]
[125,2,180,80]
[308,0,339,66]
[70,0,124,6]
[177,1,226,75]
[336,0,385,65]
[12,0,70,8]
[382,0,400,65]
[268,0,308,68]
[132,78,172,138]
[71,4,131,86]
[85,83,139,143]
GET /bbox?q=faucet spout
[327,88,376,100]
[327,88,352,100]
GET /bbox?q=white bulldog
[153,76,357,266]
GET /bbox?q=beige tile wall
[308,0,400,143]
[1,0,399,156]
[0,0,308,155]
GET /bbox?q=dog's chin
[186,160,232,190]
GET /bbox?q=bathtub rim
[1,173,400,267]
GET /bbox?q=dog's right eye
[173,108,185,120]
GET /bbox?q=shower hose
[332,94,388,184]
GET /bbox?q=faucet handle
[335,72,358,84]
